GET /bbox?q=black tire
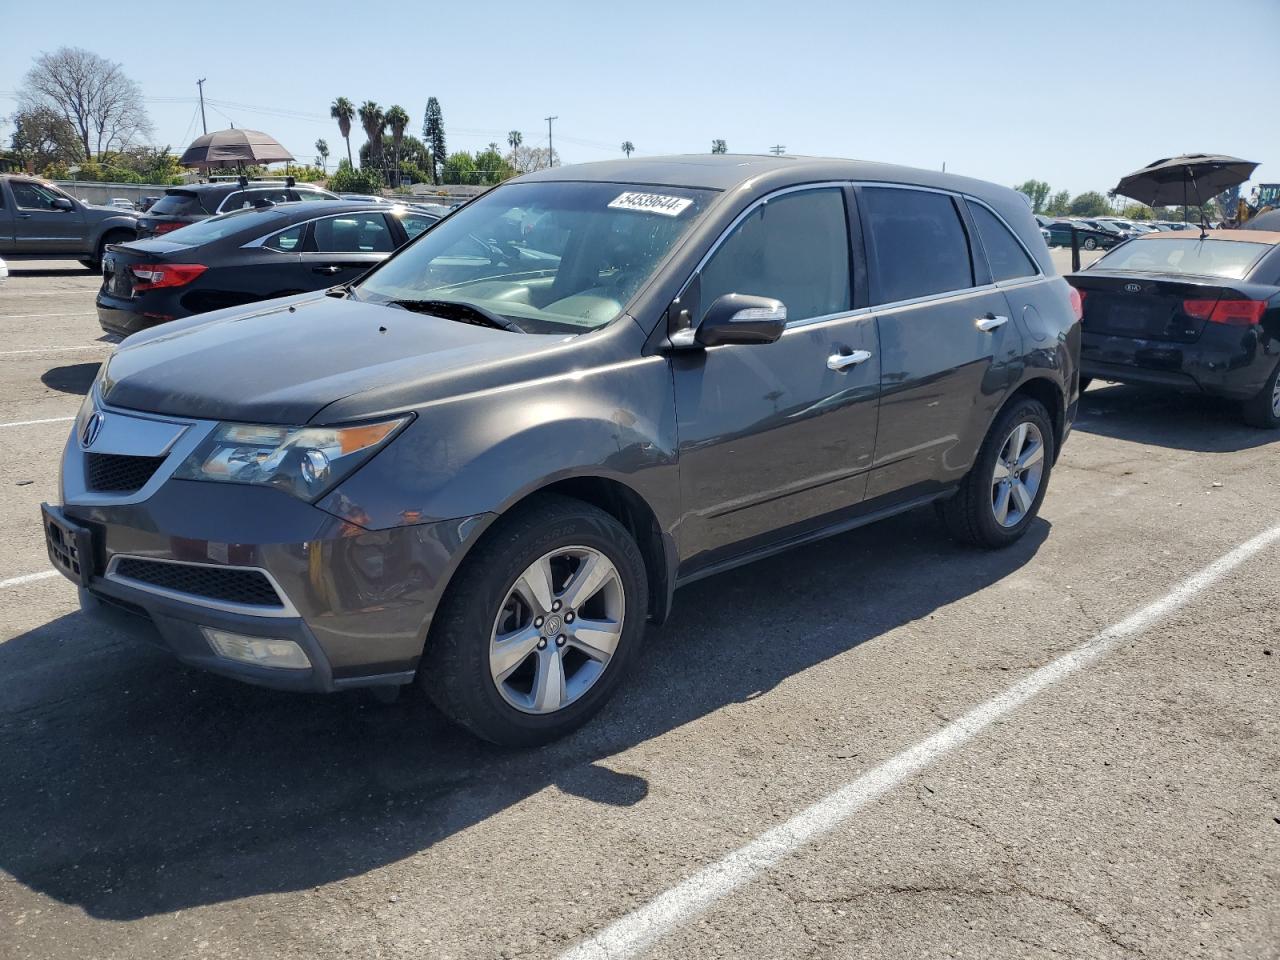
[1240,361,1280,429]
[419,494,649,746]
[938,397,1055,549]
[91,229,137,270]
[1082,237,1098,251]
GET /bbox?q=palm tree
[330,97,355,166]
[358,100,385,178]
[315,138,329,173]
[507,130,523,152]
[385,104,409,186]
[621,140,635,157]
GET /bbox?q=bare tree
[506,144,559,175]
[19,47,152,161]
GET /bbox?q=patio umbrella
[1113,154,1258,222]
[179,128,294,170]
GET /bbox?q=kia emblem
[81,411,104,448]
[1124,282,1142,293]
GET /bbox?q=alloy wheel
[489,546,625,714]
[1272,373,1280,418]
[991,421,1045,528]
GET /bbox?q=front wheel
[938,397,1055,549]
[420,494,648,746]
[1240,361,1280,429]
[1082,237,1098,251]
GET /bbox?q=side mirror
[51,197,75,211]
[695,294,787,347]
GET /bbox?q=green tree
[315,138,329,173]
[711,139,727,154]
[423,97,446,185]
[10,105,82,171]
[1045,190,1072,216]
[384,104,410,185]
[327,157,382,193]
[621,140,635,157]
[1121,203,1153,221]
[1014,179,1051,213]
[507,130,522,152]
[442,150,477,185]
[1068,191,1111,216]
[358,101,384,175]
[330,97,355,166]
[475,143,515,185]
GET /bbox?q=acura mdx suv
[43,156,1082,745]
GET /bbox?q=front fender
[318,356,679,532]
[89,214,140,249]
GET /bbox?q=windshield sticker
[608,192,693,217]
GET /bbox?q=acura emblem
[1124,282,1142,293]
[81,411,104,448]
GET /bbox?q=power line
[769,144,786,156]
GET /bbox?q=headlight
[175,416,410,501]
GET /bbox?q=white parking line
[0,345,108,357]
[0,570,59,589]
[559,521,1280,960]
[0,416,74,429]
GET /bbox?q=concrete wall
[52,181,173,207]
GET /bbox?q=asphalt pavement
[0,258,1275,960]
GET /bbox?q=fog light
[202,628,311,670]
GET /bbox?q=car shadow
[0,508,1047,921]
[1074,381,1280,452]
[40,362,101,395]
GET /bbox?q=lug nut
[534,616,544,628]
[551,600,562,612]
[536,638,547,650]
[564,612,575,623]
[555,635,566,647]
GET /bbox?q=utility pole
[545,115,558,167]
[196,78,208,135]
[770,144,786,156]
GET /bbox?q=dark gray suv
[43,155,1082,745]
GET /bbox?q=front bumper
[51,402,489,692]
[1080,326,1275,401]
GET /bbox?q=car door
[300,211,396,285]
[672,185,881,568]
[0,181,15,254]
[857,185,1022,500]
[10,180,85,254]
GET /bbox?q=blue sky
[2,0,1277,196]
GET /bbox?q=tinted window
[862,187,972,303]
[161,207,289,245]
[700,188,851,322]
[398,213,438,239]
[967,201,1037,282]
[11,181,64,210]
[221,189,291,212]
[313,212,394,252]
[149,191,208,216]
[292,189,332,202]
[1091,237,1270,280]
[264,224,304,252]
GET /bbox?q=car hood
[100,294,574,424]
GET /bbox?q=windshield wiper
[326,282,360,301]
[384,298,525,333]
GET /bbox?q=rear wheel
[420,494,648,746]
[1240,361,1280,429]
[939,397,1054,549]
[1082,237,1098,251]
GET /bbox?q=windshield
[158,207,289,245]
[356,181,717,334]
[1090,237,1270,280]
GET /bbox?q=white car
[109,198,136,211]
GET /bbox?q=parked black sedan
[1067,229,1280,426]
[1046,219,1124,251]
[97,201,438,337]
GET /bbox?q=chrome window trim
[104,554,300,619]
[681,179,1048,333]
[241,221,308,251]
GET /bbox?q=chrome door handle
[312,265,343,275]
[976,314,1009,332]
[827,349,872,371]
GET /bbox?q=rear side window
[700,187,851,323]
[966,201,1038,282]
[399,213,438,239]
[292,189,332,202]
[264,224,304,252]
[149,191,208,216]
[862,187,973,304]
[312,212,394,252]
[221,189,291,212]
